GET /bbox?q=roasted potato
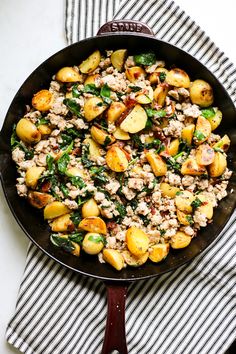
[208,151,227,177]
[66,166,85,178]
[103,249,124,271]
[153,83,169,106]
[136,86,154,104]
[181,124,195,146]
[171,231,192,249]
[28,191,53,209]
[84,97,107,121]
[194,116,211,144]
[122,250,149,267]
[55,67,82,83]
[90,126,115,146]
[82,198,100,218]
[149,68,169,84]
[106,146,129,172]
[84,74,100,85]
[190,79,214,107]
[32,90,54,112]
[111,49,127,71]
[213,134,230,152]
[113,127,130,140]
[125,66,145,82]
[149,243,169,263]
[79,50,101,74]
[82,233,104,255]
[206,109,222,131]
[25,166,45,189]
[44,202,70,219]
[196,144,215,165]
[51,213,73,232]
[176,210,192,226]
[145,151,167,177]
[72,242,81,257]
[37,124,52,136]
[181,157,207,176]
[107,102,126,123]
[16,118,41,144]
[79,216,107,234]
[120,104,147,133]
[83,137,101,157]
[126,227,149,257]
[175,190,195,213]
[160,183,180,198]
[197,194,213,219]
[166,68,190,88]
[168,138,179,156]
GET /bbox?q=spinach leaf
[160,229,166,236]
[46,154,55,173]
[88,234,107,245]
[69,232,84,244]
[128,85,142,92]
[57,153,70,174]
[60,184,69,197]
[84,84,100,96]
[63,98,82,117]
[134,52,156,66]
[72,84,82,98]
[159,72,167,82]
[139,214,149,226]
[201,107,215,119]
[100,84,112,105]
[179,140,191,154]
[165,157,181,172]
[70,211,82,226]
[104,135,112,147]
[145,118,153,130]
[99,118,109,131]
[90,166,108,185]
[50,234,75,253]
[186,215,194,225]
[191,197,203,209]
[36,117,50,126]
[70,176,86,189]
[77,190,94,207]
[145,108,166,118]
[194,130,206,141]
[81,144,94,168]
[115,202,126,220]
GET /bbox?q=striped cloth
[6,0,236,353]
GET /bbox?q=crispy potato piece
[84,97,107,121]
[120,104,147,133]
[166,68,190,88]
[55,67,82,83]
[197,194,213,219]
[113,127,130,140]
[196,144,215,165]
[168,138,179,156]
[44,202,70,219]
[79,50,101,74]
[83,137,101,157]
[25,166,45,189]
[79,216,107,234]
[181,157,207,176]
[208,151,227,177]
[175,190,195,213]
[28,191,53,209]
[106,146,129,172]
[103,249,124,271]
[153,83,169,106]
[111,49,127,71]
[176,210,192,226]
[136,86,154,104]
[51,213,73,232]
[32,90,54,112]
[37,124,52,136]
[16,118,41,144]
[160,183,180,198]
[190,79,214,107]
[145,151,167,177]
[171,231,192,249]
[207,109,222,131]
[72,242,81,257]
[66,167,85,178]
[122,250,149,267]
[126,227,149,257]
[90,126,115,146]
[212,134,230,152]
[82,199,100,218]
[149,243,169,263]
[84,74,100,85]
[125,66,145,82]
[82,233,104,255]
[181,124,195,146]
[107,102,126,124]
[194,116,211,145]
[149,68,169,84]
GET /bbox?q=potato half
[120,104,147,134]
[79,50,101,74]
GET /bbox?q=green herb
[60,184,69,197]
[179,140,191,155]
[63,98,82,117]
[214,147,224,153]
[201,107,215,119]
[88,234,107,245]
[100,83,112,105]
[115,202,126,220]
[36,117,50,126]
[186,215,194,225]
[145,108,166,118]
[57,153,70,174]
[139,215,149,226]
[128,157,139,167]
[81,144,94,168]
[50,234,75,253]
[166,157,181,172]
[176,191,183,196]
[72,84,81,98]
[60,128,84,149]
[191,197,203,209]
[128,85,142,92]
[134,52,156,66]
[11,125,34,160]
[69,232,84,244]
[84,84,100,96]
[159,72,167,82]
[145,118,153,130]
[90,166,108,185]
[131,134,163,152]
[104,135,112,147]
[46,154,55,173]
[194,130,206,141]
[99,119,109,131]
[70,211,82,226]
[70,176,86,189]
[77,190,94,207]
[160,229,166,236]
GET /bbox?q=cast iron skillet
[0,20,236,353]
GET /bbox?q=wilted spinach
[134,52,156,66]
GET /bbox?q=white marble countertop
[0,0,235,353]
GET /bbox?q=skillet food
[11,49,232,271]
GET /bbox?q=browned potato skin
[146,151,167,176]
[28,191,53,209]
[153,83,169,106]
[106,146,129,172]
[149,68,169,84]
[166,68,190,88]
[90,126,115,146]
[55,67,82,83]
[171,231,192,249]
[51,214,73,232]
[181,157,207,176]
[208,152,227,177]
[212,135,230,152]
[107,102,126,123]
[190,79,214,107]
[196,144,215,165]
[84,74,100,85]
[32,90,54,111]
[16,118,41,144]
[79,50,101,74]
[125,66,145,82]
[110,49,127,71]
[79,216,107,234]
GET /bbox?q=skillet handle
[102,282,128,354]
[97,19,154,36]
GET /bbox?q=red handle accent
[102,283,128,354]
[97,19,154,36]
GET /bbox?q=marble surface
[0,0,235,353]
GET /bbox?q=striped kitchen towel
[6,1,236,353]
